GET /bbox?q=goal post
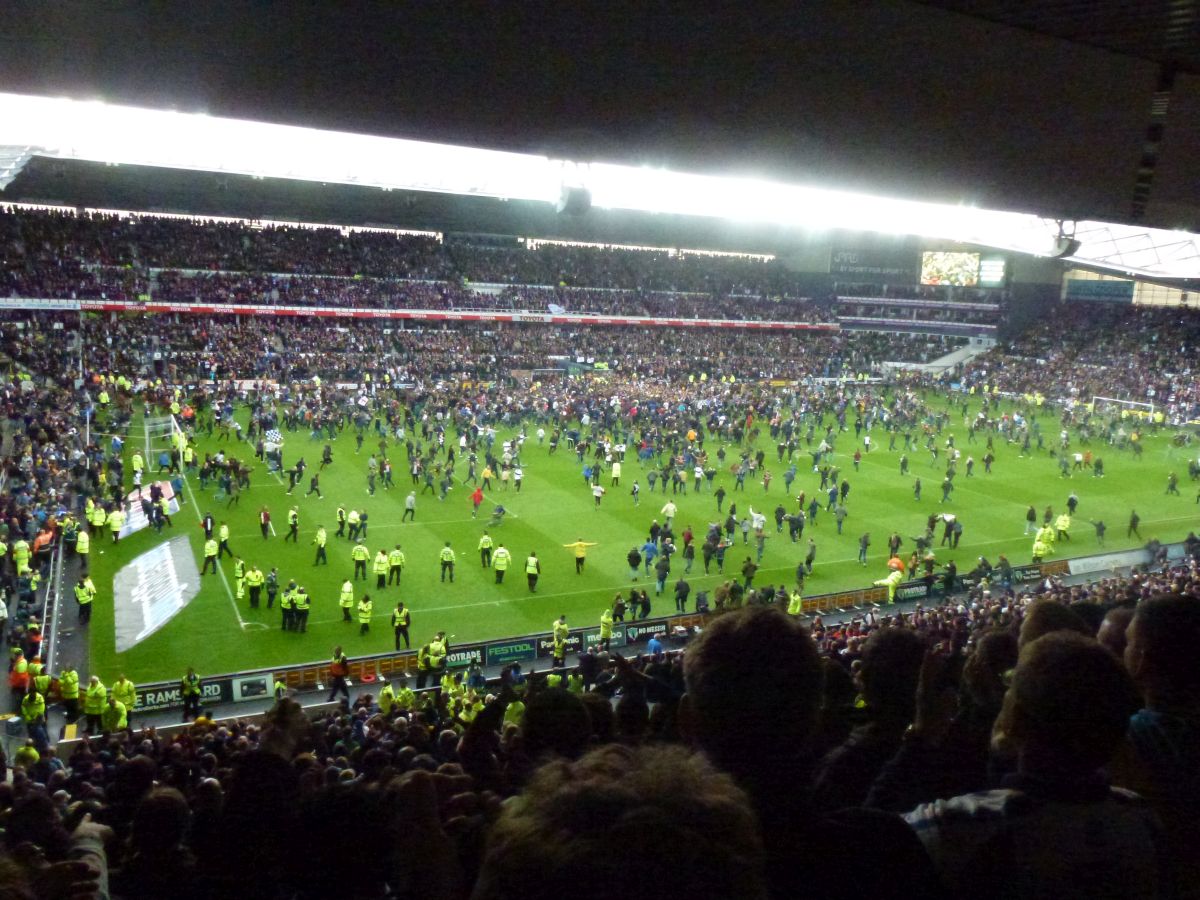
[1090,396,1155,421]
[529,367,569,385]
[143,413,189,473]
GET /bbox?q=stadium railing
[53,697,346,754]
[40,541,67,675]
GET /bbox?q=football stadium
[1,6,1200,899]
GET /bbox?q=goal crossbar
[1091,396,1155,420]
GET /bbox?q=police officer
[233,556,246,601]
[551,615,569,667]
[285,506,300,543]
[293,585,310,632]
[21,686,47,748]
[180,667,202,721]
[111,674,137,729]
[88,503,107,542]
[75,527,90,575]
[280,580,296,631]
[339,579,355,622]
[493,543,511,583]
[202,536,219,575]
[74,577,96,624]
[101,695,127,734]
[107,505,126,543]
[83,675,106,733]
[58,663,80,723]
[31,661,52,709]
[429,632,448,685]
[391,601,411,650]
[526,551,542,592]
[599,607,614,651]
[313,525,328,565]
[417,641,434,688]
[388,545,406,584]
[352,541,370,580]
[478,530,494,567]
[373,549,389,589]
[440,542,456,583]
[218,521,233,558]
[358,593,373,636]
[379,680,396,714]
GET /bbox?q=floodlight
[1,92,1199,279]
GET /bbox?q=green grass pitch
[85,395,1199,683]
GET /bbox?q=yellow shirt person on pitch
[563,539,598,574]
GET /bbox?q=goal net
[143,414,189,474]
[1091,396,1155,421]
[112,414,189,537]
[529,367,570,386]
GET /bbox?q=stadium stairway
[881,340,993,377]
[924,341,992,371]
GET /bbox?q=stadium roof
[7,5,1200,232]
[922,1,1200,76]
[3,92,1200,281]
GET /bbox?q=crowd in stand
[0,546,1198,899]
[77,316,958,385]
[0,206,1014,326]
[149,273,838,323]
[0,208,452,279]
[834,281,1006,305]
[0,260,145,302]
[451,241,813,295]
[1,207,821,294]
[12,201,1199,428]
[958,303,1200,422]
[837,300,999,327]
[1,208,836,320]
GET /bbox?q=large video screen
[921,251,979,286]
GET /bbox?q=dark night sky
[2,1,1198,228]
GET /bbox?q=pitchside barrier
[106,555,1110,716]
[54,698,348,755]
[122,611,711,715]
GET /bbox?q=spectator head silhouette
[682,606,821,778]
[473,744,766,900]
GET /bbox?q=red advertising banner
[77,300,839,332]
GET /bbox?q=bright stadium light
[2,92,1200,279]
[584,163,1065,256]
[0,93,563,204]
